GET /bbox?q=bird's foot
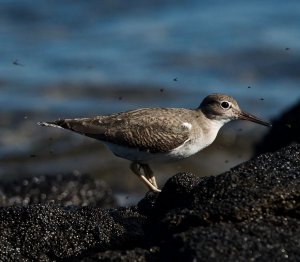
[130,162,161,192]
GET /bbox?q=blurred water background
[0,1,300,203]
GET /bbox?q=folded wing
[40,108,191,153]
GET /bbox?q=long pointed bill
[237,111,272,127]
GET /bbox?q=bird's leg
[140,163,158,188]
[130,162,161,192]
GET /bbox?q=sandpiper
[38,93,271,192]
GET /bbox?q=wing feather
[49,108,192,153]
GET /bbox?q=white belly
[103,142,165,163]
[103,135,214,164]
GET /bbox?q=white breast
[167,118,227,159]
[166,136,207,159]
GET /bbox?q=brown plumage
[38,93,271,192]
[48,108,197,153]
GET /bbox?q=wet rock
[137,191,160,216]
[0,172,116,207]
[256,99,300,154]
[153,144,299,240]
[160,216,300,261]
[0,205,146,260]
[76,246,160,262]
[0,144,298,260]
[154,172,202,215]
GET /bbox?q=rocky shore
[0,143,299,261]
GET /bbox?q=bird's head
[198,93,272,127]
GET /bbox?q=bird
[38,93,271,192]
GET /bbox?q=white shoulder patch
[182,122,192,130]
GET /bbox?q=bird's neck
[195,109,230,139]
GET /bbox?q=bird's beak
[237,111,272,127]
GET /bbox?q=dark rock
[137,191,160,216]
[0,144,299,260]
[160,216,300,261]
[154,172,201,215]
[0,205,146,260]
[77,247,160,262]
[0,172,116,207]
[156,144,299,237]
[256,99,300,154]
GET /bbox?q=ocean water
[0,1,300,196]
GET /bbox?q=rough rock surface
[0,172,116,207]
[0,144,299,261]
[0,205,146,260]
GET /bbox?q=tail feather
[37,120,65,129]
[37,118,105,138]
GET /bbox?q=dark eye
[221,101,230,109]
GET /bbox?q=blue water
[0,1,300,182]
[1,1,299,112]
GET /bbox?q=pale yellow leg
[140,163,158,188]
[130,162,161,192]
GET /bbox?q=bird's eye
[221,101,231,109]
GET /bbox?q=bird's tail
[37,118,106,140]
[37,120,67,129]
